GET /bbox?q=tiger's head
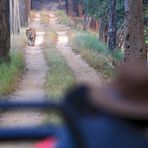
[25,28,32,39]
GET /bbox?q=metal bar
[0,126,57,141]
[0,101,60,109]
[0,101,61,140]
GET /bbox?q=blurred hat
[90,63,148,120]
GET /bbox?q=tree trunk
[90,18,96,31]
[96,20,99,31]
[124,0,146,63]
[65,0,68,14]
[14,0,20,33]
[25,0,31,24]
[108,0,117,51]
[19,0,27,27]
[10,0,21,34]
[58,0,62,7]
[117,26,124,49]
[19,0,30,27]
[83,15,91,31]
[65,0,74,16]
[0,0,10,61]
[77,4,83,17]
[99,18,108,43]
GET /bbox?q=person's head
[90,63,148,120]
[113,63,148,101]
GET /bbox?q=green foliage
[110,50,123,62]
[116,0,124,27]
[44,48,75,99]
[0,29,26,96]
[72,31,106,52]
[0,52,24,95]
[77,0,124,28]
[55,10,82,30]
[71,31,123,79]
[55,11,74,27]
[72,31,123,60]
[43,26,75,99]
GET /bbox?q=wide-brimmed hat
[90,63,148,120]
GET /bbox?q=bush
[72,32,106,52]
[55,11,73,26]
[0,29,26,96]
[0,52,24,95]
[55,10,81,30]
[71,32,123,79]
[45,48,75,99]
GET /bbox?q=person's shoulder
[56,126,76,148]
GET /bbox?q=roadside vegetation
[71,32,123,79]
[55,10,82,30]
[0,30,25,95]
[42,12,75,99]
[55,11,123,79]
[55,10,73,27]
[42,12,75,125]
[45,47,75,99]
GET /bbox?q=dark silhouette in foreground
[55,63,148,148]
[0,63,148,148]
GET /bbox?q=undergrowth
[55,10,82,30]
[0,52,24,96]
[71,32,123,79]
[43,17,75,100]
[0,29,25,96]
[55,10,73,26]
[55,11,123,79]
[42,14,75,125]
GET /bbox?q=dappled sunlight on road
[49,13,55,18]
[57,31,68,45]
[34,13,41,18]
[48,12,56,23]
[55,23,102,85]
[33,13,41,21]
[34,17,41,21]
[35,31,46,45]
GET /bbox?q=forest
[0,0,147,147]
[64,0,148,61]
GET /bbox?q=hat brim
[91,86,148,120]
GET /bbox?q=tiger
[25,28,36,46]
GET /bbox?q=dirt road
[0,3,102,147]
[0,12,48,148]
[49,12,102,86]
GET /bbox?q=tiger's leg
[28,39,32,46]
[30,38,34,46]
[32,37,36,46]
[31,40,33,46]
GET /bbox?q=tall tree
[25,0,31,22]
[77,2,83,17]
[65,0,74,16]
[10,0,21,34]
[0,0,10,61]
[108,0,117,51]
[124,0,146,63]
[19,0,27,27]
[19,0,31,27]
